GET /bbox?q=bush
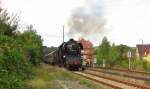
[0,35,33,89]
[0,70,25,89]
[0,4,43,89]
[0,35,32,78]
[132,60,150,71]
[118,60,129,68]
[18,29,43,66]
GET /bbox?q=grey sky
[2,0,150,47]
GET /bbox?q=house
[136,44,150,61]
[79,38,94,66]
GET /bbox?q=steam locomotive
[44,39,85,70]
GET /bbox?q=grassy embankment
[25,65,102,89]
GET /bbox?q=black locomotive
[44,38,84,70]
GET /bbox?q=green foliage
[116,44,130,60]
[0,34,32,77]
[130,47,136,60]
[0,4,43,89]
[99,37,110,59]
[96,37,135,67]
[0,71,25,89]
[108,43,118,67]
[0,3,18,36]
[0,29,42,88]
[96,37,110,65]
[117,60,129,68]
[132,60,150,71]
[96,49,103,65]
[96,36,150,71]
[20,26,43,65]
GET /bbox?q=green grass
[79,79,102,89]
[24,65,101,89]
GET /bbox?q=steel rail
[83,71,150,89]
[74,72,123,89]
[88,68,150,81]
[95,67,150,75]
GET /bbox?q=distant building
[136,44,150,60]
[79,38,94,66]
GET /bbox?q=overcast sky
[2,0,150,47]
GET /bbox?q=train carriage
[44,50,58,65]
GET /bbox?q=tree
[0,2,43,89]
[19,25,43,65]
[116,44,130,61]
[0,2,19,36]
[97,37,110,65]
[108,43,118,67]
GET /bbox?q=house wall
[79,38,94,66]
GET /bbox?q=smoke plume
[68,0,105,36]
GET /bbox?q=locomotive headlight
[63,55,66,58]
[81,50,84,54]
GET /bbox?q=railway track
[74,71,123,89]
[89,67,150,81]
[74,70,150,89]
[94,67,150,77]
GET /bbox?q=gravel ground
[54,80,90,89]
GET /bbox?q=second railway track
[74,70,150,89]
[88,68,150,81]
[94,67,150,77]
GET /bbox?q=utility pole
[127,50,132,70]
[63,25,64,43]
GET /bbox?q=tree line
[96,37,135,67]
[96,37,150,70]
[0,3,42,89]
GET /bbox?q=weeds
[25,65,102,89]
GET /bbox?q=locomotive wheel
[58,63,63,67]
[75,67,79,71]
[58,64,61,67]
[81,67,86,71]
[66,65,70,70]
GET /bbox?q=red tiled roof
[79,38,93,48]
[136,44,150,57]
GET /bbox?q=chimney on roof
[141,39,143,44]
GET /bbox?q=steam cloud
[68,0,104,36]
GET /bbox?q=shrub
[0,4,42,89]
[132,60,150,71]
[0,70,25,89]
